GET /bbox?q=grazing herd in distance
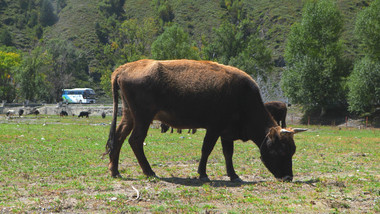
[5,109,39,117]
[4,109,99,119]
[4,101,289,132]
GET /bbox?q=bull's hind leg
[221,137,242,182]
[128,115,156,177]
[109,109,134,178]
[197,130,219,181]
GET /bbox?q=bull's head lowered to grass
[260,127,307,182]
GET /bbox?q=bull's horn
[280,129,292,133]
[280,129,293,136]
[292,128,308,133]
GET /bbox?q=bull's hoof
[199,176,211,182]
[112,173,122,178]
[231,177,243,183]
[147,173,158,179]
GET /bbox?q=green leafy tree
[281,0,346,115]
[95,22,109,44]
[39,0,57,27]
[205,19,272,76]
[0,49,21,102]
[355,0,380,59]
[16,46,51,102]
[28,11,38,28]
[35,25,43,39]
[97,18,158,96]
[151,24,199,60]
[347,56,380,114]
[56,0,67,13]
[348,0,380,114]
[157,2,174,24]
[0,28,13,46]
[98,0,125,19]
[118,18,158,62]
[100,68,112,97]
[205,21,238,64]
[19,0,29,11]
[45,39,89,102]
[152,0,174,27]
[220,0,246,25]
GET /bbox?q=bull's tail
[102,74,120,158]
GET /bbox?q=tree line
[0,0,379,119]
[282,0,379,117]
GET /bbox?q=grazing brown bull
[265,101,288,128]
[105,59,306,182]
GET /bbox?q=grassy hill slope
[44,0,102,66]
[1,0,373,69]
[121,0,370,61]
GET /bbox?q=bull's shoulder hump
[157,59,250,76]
[113,59,159,78]
[113,59,258,87]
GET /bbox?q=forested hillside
[1,0,378,119]
[0,0,368,60]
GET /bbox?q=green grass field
[0,115,379,213]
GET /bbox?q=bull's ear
[268,127,281,143]
[292,128,308,134]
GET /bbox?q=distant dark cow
[18,109,24,117]
[78,111,90,118]
[265,101,288,128]
[160,123,181,133]
[60,110,68,117]
[29,109,39,115]
[161,123,196,134]
[160,123,170,133]
[105,59,306,182]
[102,112,106,119]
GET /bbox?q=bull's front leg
[221,137,242,182]
[197,130,219,181]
